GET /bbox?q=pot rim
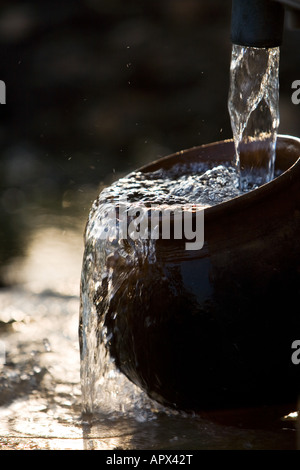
[136,134,300,217]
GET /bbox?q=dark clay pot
[100,135,300,412]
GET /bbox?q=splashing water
[228,45,280,190]
[79,163,251,419]
[79,189,162,420]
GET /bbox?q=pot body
[98,136,300,411]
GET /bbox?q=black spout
[231,0,285,47]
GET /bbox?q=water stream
[228,45,280,190]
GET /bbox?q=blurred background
[0,0,300,293]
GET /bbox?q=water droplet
[43,338,51,352]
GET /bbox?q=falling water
[79,180,164,420]
[228,45,280,190]
[79,226,159,420]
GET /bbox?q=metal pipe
[231,0,300,48]
[231,0,285,47]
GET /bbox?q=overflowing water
[98,163,244,205]
[79,162,244,419]
[228,45,280,190]
[79,157,286,420]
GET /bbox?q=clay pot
[99,135,300,412]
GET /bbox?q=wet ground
[0,212,84,450]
